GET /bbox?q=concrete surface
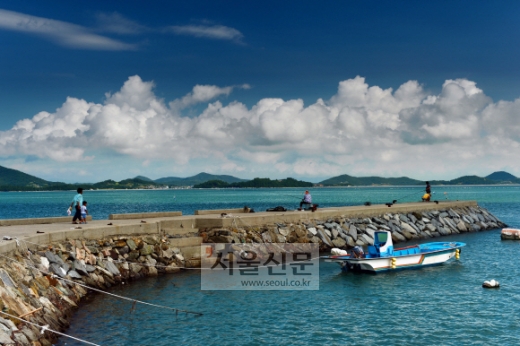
[0,200,477,254]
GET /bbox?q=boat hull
[324,242,464,273]
[501,228,520,240]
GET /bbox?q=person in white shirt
[80,201,88,224]
[299,190,312,209]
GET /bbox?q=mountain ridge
[1,164,519,190]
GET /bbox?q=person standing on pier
[422,181,431,202]
[81,201,88,224]
[69,187,84,224]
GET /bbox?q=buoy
[391,258,396,269]
[482,279,500,288]
[455,249,460,260]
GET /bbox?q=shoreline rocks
[205,205,507,251]
[0,234,191,345]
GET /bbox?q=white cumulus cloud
[2,75,520,181]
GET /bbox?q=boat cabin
[367,231,394,258]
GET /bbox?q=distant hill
[0,165,53,187]
[194,177,313,188]
[429,175,497,185]
[134,175,154,182]
[319,174,422,186]
[155,172,246,186]
[486,171,517,182]
[2,164,520,191]
[92,178,162,189]
[321,172,520,186]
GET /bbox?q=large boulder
[332,238,347,248]
[105,261,121,276]
[317,229,333,247]
[399,214,410,223]
[359,234,373,245]
[391,231,406,243]
[126,239,137,250]
[348,225,358,240]
[73,260,88,275]
[437,227,451,236]
[346,235,356,247]
[140,244,155,256]
[401,222,417,235]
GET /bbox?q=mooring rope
[0,311,101,346]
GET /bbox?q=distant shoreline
[1,183,520,193]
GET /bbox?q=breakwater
[0,202,506,345]
[214,204,506,251]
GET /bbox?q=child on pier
[81,201,88,224]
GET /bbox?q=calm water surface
[1,186,519,345]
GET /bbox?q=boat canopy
[368,231,394,257]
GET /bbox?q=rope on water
[0,311,101,346]
[0,253,203,316]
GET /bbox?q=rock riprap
[204,205,506,251]
[0,234,189,345]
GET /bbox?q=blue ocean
[2,186,519,345]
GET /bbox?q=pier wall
[0,201,507,345]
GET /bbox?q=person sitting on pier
[299,190,312,210]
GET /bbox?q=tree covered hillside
[194,177,313,188]
[319,174,422,186]
[0,165,52,187]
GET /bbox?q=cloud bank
[1,75,519,180]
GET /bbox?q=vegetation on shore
[318,171,519,187]
[1,164,519,191]
[193,177,313,188]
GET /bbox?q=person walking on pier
[69,188,84,224]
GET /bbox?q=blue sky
[1,1,520,183]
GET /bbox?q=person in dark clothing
[423,181,431,202]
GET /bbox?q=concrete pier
[0,200,477,253]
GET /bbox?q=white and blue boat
[322,231,465,273]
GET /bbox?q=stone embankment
[0,203,506,345]
[204,204,506,251]
[0,234,193,345]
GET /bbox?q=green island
[193,177,313,188]
[0,164,518,191]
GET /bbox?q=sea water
[1,186,519,345]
